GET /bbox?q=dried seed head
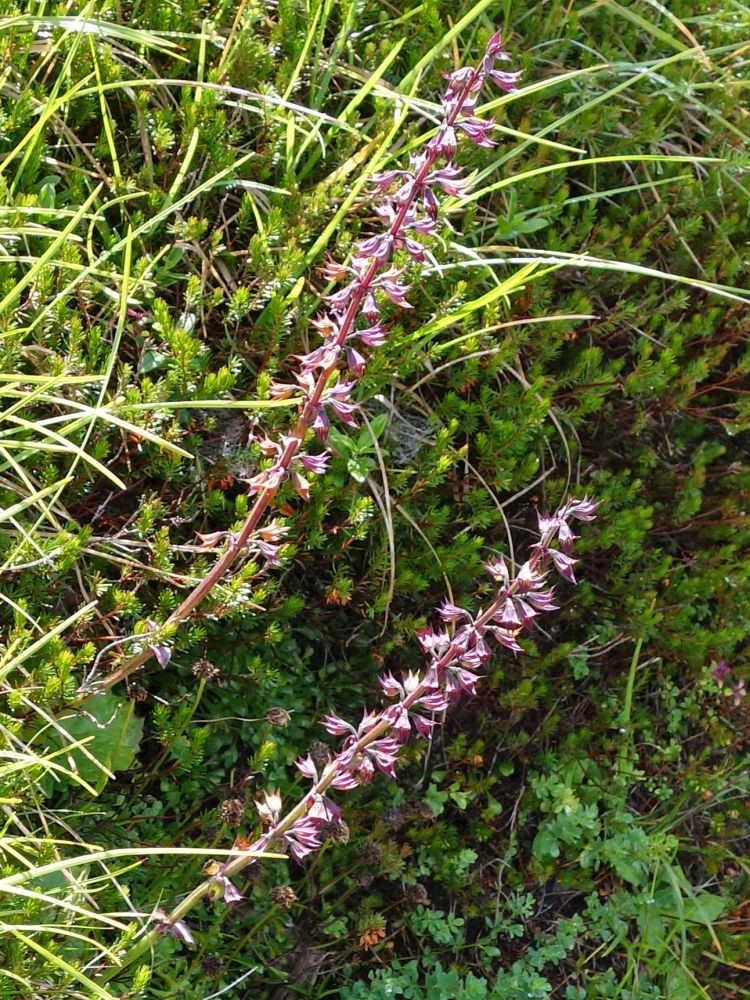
[404,883,430,908]
[218,798,245,828]
[309,739,332,769]
[193,658,220,680]
[201,956,224,979]
[358,842,383,866]
[322,819,350,845]
[271,884,298,909]
[127,682,149,702]
[383,806,406,830]
[266,706,291,727]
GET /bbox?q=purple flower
[417,625,452,658]
[295,341,341,374]
[345,345,367,376]
[565,496,599,521]
[549,548,578,584]
[457,117,496,147]
[150,643,171,668]
[380,670,449,740]
[214,874,244,904]
[357,233,394,262]
[710,659,731,684]
[489,67,522,90]
[299,451,331,475]
[443,664,481,701]
[370,168,413,192]
[322,713,355,737]
[352,323,388,347]
[432,124,457,160]
[436,599,471,623]
[425,164,466,197]
[284,814,326,862]
[257,539,281,565]
[484,555,510,585]
[378,269,413,308]
[155,909,195,946]
[362,736,402,779]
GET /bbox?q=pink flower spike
[346,345,367,377]
[457,117,496,147]
[323,712,354,737]
[295,755,318,781]
[214,874,244,905]
[436,599,470,622]
[379,672,403,698]
[299,452,331,475]
[257,539,281,565]
[565,496,598,521]
[550,548,578,584]
[484,555,510,585]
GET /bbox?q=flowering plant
[96,30,597,974]
[85,29,521,694]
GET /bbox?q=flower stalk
[78,30,520,698]
[86,30,597,983]
[103,495,595,976]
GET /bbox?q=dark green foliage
[0,1,749,998]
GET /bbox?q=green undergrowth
[0,0,749,997]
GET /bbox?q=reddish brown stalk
[81,62,485,697]
[107,521,559,976]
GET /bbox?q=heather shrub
[0,2,748,998]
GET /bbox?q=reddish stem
[83,62,484,696]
